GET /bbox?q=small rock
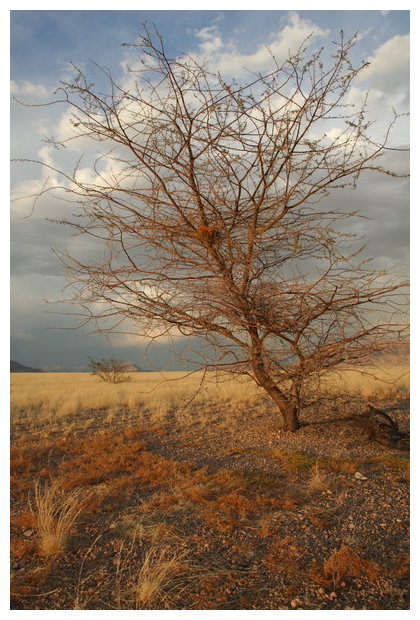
[354,472,367,480]
[23,529,34,538]
[330,591,337,599]
[290,599,300,608]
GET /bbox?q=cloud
[11,80,52,100]
[191,12,329,77]
[195,25,224,55]
[358,34,409,93]
[10,14,409,369]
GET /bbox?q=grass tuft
[29,479,89,556]
[134,546,189,609]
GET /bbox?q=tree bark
[263,383,300,432]
[252,357,300,431]
[281,400,300,432]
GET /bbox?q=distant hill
[11,359,152,373]
[119,362,143,372]
[11,360,45,373]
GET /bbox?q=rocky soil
[10,396,409,610]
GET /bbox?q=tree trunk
[265,385,300,432]
[249,331,301,431]
[281,400,300,432]
[252,362,300,431]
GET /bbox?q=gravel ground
[11,396,409,610]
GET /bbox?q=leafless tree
[88,357,133,383]
[20,28,408,431]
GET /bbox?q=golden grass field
[11,364,409,430]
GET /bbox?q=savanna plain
[10,363,409,610]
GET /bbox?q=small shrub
[88,357,133,384]
[323,545,379,587]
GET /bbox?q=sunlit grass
[10,364,409,430]
[29,480,90,556]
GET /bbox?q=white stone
[354,472,367,480]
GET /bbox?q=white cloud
[342,34,410,147]
[11,80,51,100]
[192,12,329,77]
[195,25,224,55]
[359,34,409,93]
[55,108,82,144]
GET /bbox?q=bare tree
[88,357,133,384]
[20,28,408,431]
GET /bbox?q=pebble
[290,598,301,608]
[330,591,337,599]
[354,472,367,480]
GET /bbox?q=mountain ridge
[11,360,44,373]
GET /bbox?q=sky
[9,8,410,371]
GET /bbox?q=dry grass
[133,546,190,609]
[323,545,379,588]
[270,449,321,473]
[10,365,409,610]
[10,364,409,430]
[315,364,409,400]
[29,480,90,556]
[307,461,330,493]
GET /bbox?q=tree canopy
[19,28,408,430]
